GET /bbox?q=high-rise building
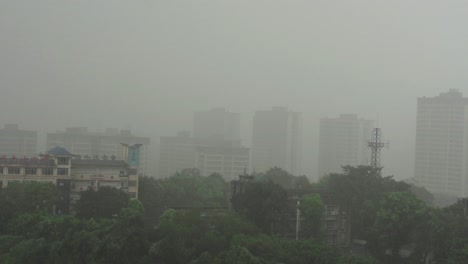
[0,124,37,158]
[318,114,374,179]
[193,108,241,141]
[46,127,150,176]
[159,133,249,180]
[251,107,302,175]
[415,89,468,198]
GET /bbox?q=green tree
[258,167,311,189]
[138,171,227,227]
[370,192,431,262]
[232,181,289,233]
[138,175,166,226]
[299,194,325,238]
[75,186,129,219]
[0,182,59,231]
[320,166,410,240]
[95,200,149,264]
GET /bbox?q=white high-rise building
[318,114,374,180]
[415,89,468,198]
[0,124,37,158]
[251,107,302,175]
[47,127,150,176]
[193,108,241,141]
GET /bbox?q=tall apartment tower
[252,107,302,175]
[193,108,241,141]
[47,127,150,176]
[415,89,468,198]
[0,124,37,158]
[318,114,374,179]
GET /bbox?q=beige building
[159,133,249,180]
[47,127,150,176]
[0,146,139,214]
[193,108,241,141]
[415,89,468,198]
[0,124,37,158]
[318,114,374,180]
[252,107,302,175]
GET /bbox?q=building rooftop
[71,159,128,167]
[47,147,73,156]
[0,157,55,166]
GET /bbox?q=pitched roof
[46,147,72,156]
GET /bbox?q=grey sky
[1,1,468,179]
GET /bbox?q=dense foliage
[138,168,227,226]
[1,166,468,263]
[74,186,130,219]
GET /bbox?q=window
[58,158,69,165]
[42,168,54,175]
[327,206,338,216]
[326,221,337,231]
[128,192,137,198]
[57,168,68,175]
[25,168,37,175]
[0,167,3,174]
[8,168,20,174]
[129,169,138,175]
[128,180,137,187]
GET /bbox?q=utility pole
[296,200,300,240]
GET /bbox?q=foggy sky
[2,0,468,180]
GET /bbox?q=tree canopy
[74,186,129,219]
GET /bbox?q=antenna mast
[368,128,387,168]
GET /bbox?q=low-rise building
[287,189,350,247]
[47,127,150,176]
[0,146,139,214]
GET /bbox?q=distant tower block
[368,128,388,168]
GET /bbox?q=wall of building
[318,114,374,180]
[415,89,468,197]
[252,107,302,175]
[0,124,37,158]
[46,127,150,176]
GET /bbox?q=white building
[415,89,468,198]
[159,133,249,180]
[0,146,139,213]
[47,127,150,176]
[0,124,37,158]
[318,114,374,180]
[193,108,241,141]
[251,107,302,175]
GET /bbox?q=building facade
[0,124,37,158]
[193,108,241,141]
[318,114,374,180]
[46,127,150,176]
[415,89,468,198]
[0,147,139,213]
[252,107,302,175]
[159,134,249,180]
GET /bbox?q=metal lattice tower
[368,128,387,168]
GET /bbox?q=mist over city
[1,1,468,263]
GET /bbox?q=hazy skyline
[2,1,468,179]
